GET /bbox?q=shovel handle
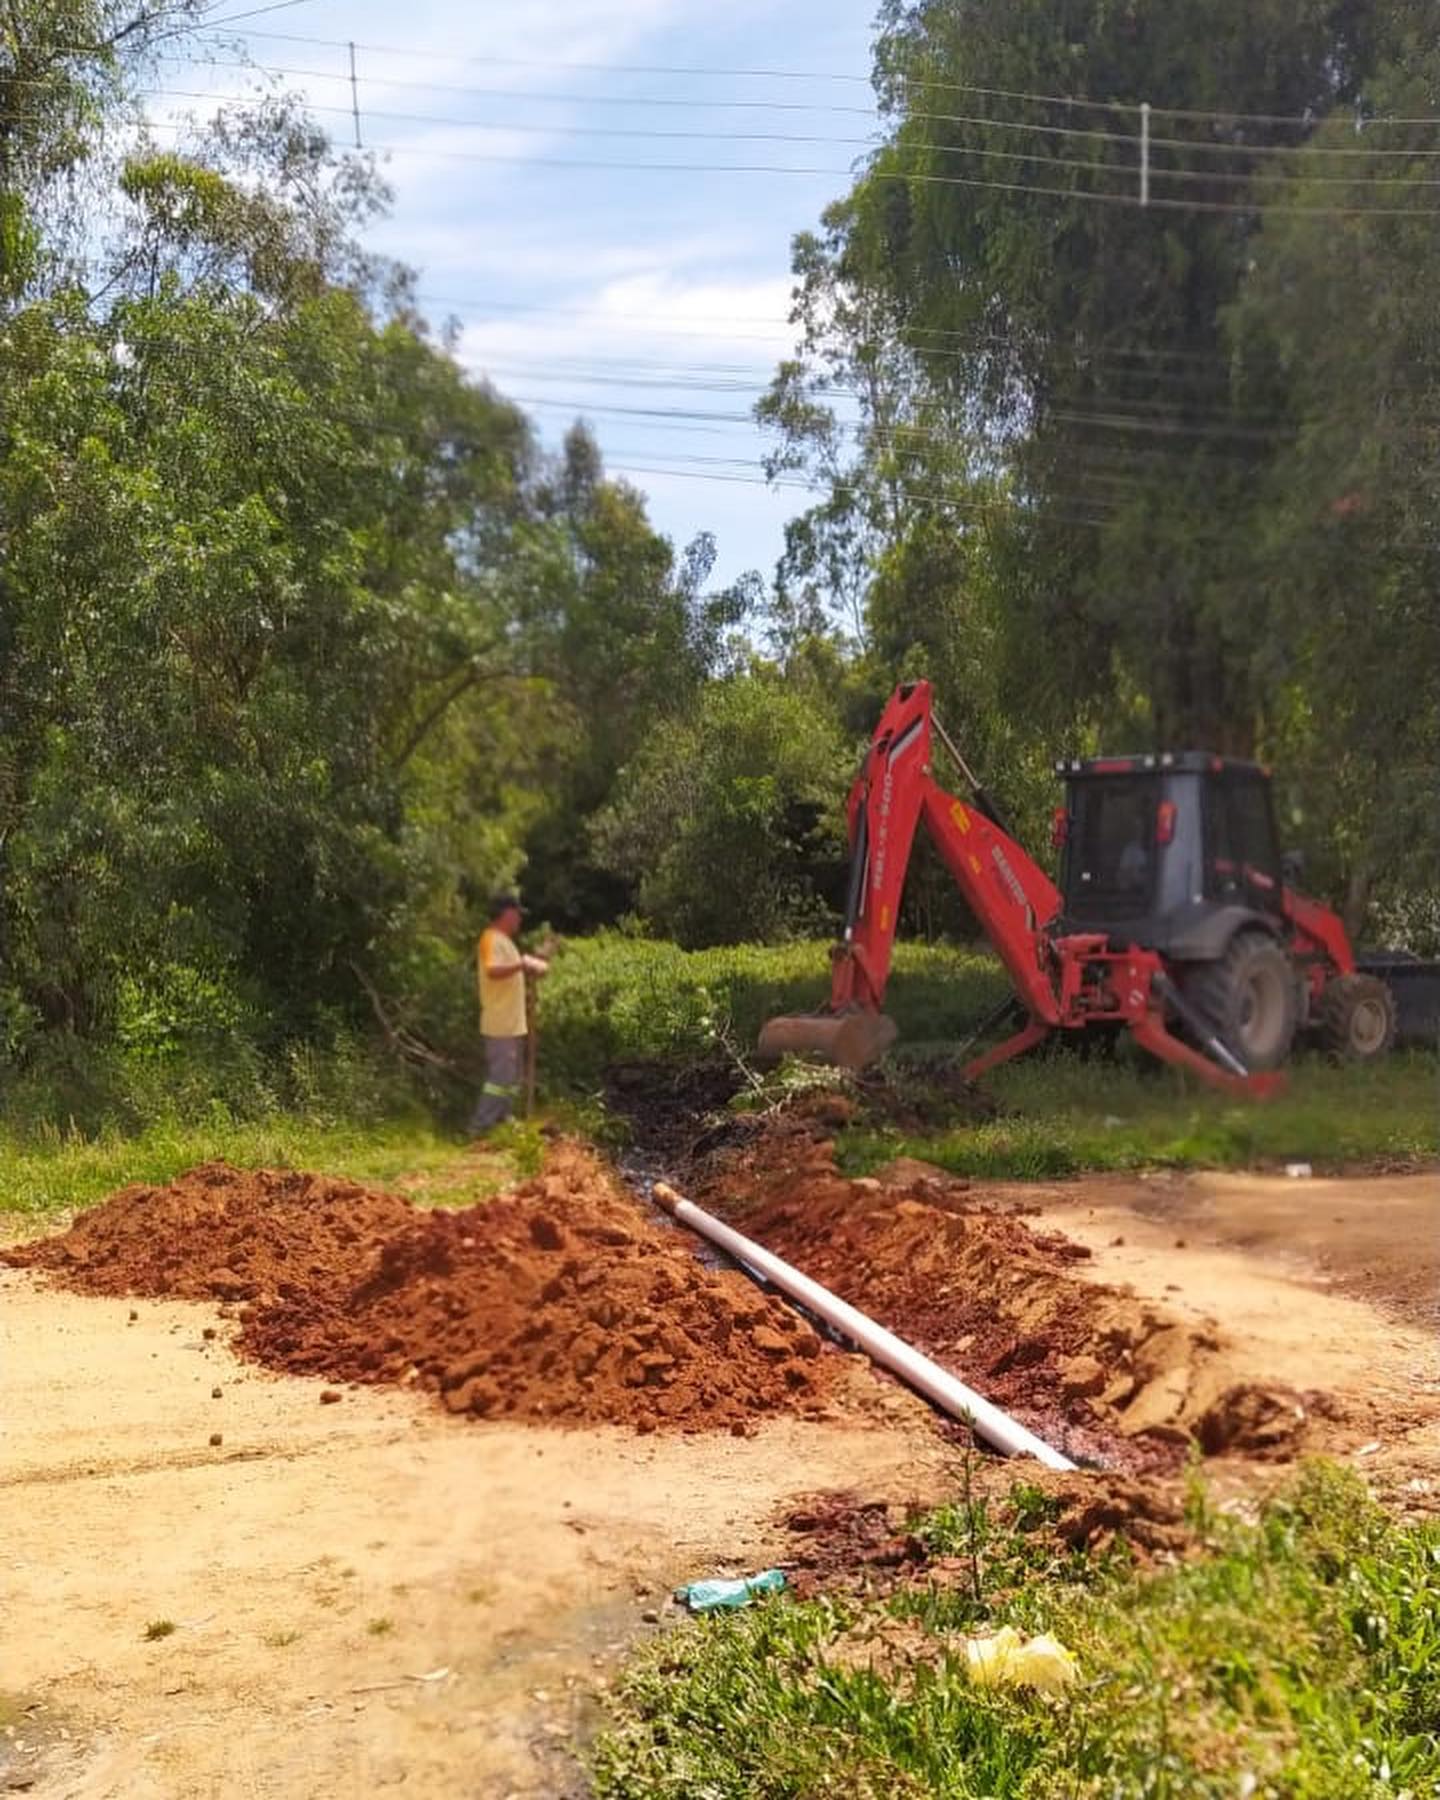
[523,973,539,1117]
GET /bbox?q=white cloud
[454,270,794,372]
[479,0,681,66]
[152,0,865,582]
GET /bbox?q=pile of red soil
[701,1131,1320,1468]
[4,1162,414,1301]
[243,1146,834,1430]
[5,1147,835,1434]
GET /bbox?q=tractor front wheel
[1320,974,1397,1062]
[1180,930,1299,1072]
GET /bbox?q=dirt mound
[243,1145,834,1430]
[1194,1382,1327,1460]
[700,1140,1332,1468]
[5,1145,837,1434]
[3,1161,414,1301]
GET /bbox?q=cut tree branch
[348,958,458,1073]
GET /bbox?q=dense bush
[534,934,1008,1091]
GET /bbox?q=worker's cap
[489,891,524,916]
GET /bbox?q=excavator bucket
[756,1009,898,1071]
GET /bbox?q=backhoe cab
[758,680,1400,1096]
[1061,754,1320,1072]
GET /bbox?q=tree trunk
[1342,859,1373,945]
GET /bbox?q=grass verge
[593,1463,1440,1799]
[838,1051,1439,1179]
[0,1114,543,1221]
[540,934,1436,1176]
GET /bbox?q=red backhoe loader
[759,680,1402,1097]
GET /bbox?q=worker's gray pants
[470,1035,525,1134]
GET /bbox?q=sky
[158,0,883,588]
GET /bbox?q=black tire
[1320,973,1397,1062]
[1180,929,1299,1072]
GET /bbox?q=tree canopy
[1,0,1435,1112]
[758,0,1439,938]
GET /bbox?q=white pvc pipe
[652,1182,1076,1472]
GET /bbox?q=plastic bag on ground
[674,1568,786,1613]
[964,1625,1078,1693]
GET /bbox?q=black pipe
[842,803,869,936]
[1151,972,1250,1079]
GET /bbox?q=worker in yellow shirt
[470,893,548,1135]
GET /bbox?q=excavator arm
[759,680,1065,1069]
[831,681,1062,1020]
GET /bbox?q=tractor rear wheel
[1320,973,1397,1062]
[1180,930,1299,1071]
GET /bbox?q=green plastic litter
[674,1568,787,1613]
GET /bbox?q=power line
[196,29,881,89]
[158,54,881,118]
[91,329,1338,444]
[149,52,1440,160]
[34,270,1275,387]
[600,459,1111,528]
[202,0,326,27]
[505,396,1295,473]
[34,330,1115,524]
[30,243,1421,436]
[59,111,1438,215]
[496,383,1305,443]
[70,300,1426,439]
[43,326,1188,484]
[193,28,1440,132]
[120,83,1440,185]
[26,331,1438,544]
[418,293,1261,377]
[141,91,890,152]
[202,0,325,28]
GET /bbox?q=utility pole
[348,41,362,149]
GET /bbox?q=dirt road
[995,1168,1440,1505]
[999,1168,1438,1328]
[1,1274,950,1799]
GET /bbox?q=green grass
[0,1114,542,1220]
[593,1464,1440,1800]
[839,1050,1439,1180]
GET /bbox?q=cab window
[1067,775,1157,918]
[1205,774,1280,909]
